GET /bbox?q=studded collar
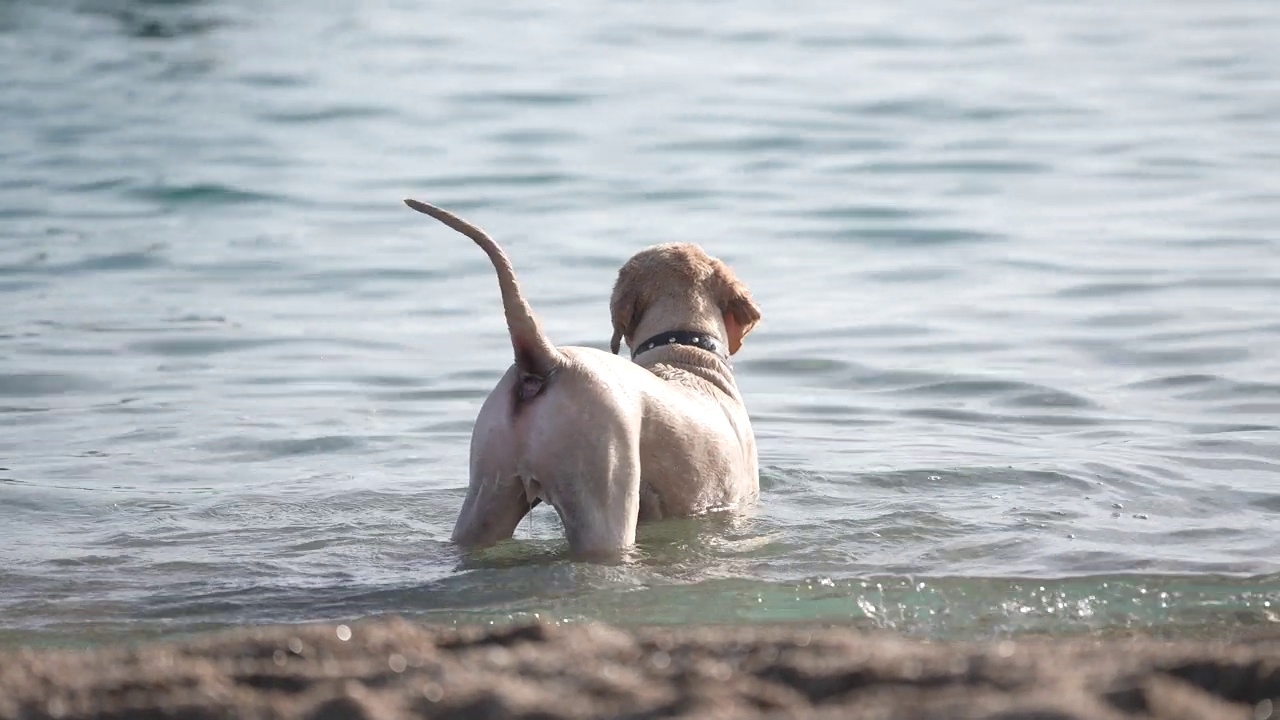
[631,330,728,361]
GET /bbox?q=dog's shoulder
[638,356,742,407]
[645,362,708,391]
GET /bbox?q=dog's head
[609,243,761,357]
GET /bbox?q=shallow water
[2,0,1279,646]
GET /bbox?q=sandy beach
[2,619,1277,719]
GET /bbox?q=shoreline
[2,618,1278,719]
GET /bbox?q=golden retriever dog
[405,199,761,557]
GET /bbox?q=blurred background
[1,0,1278,645]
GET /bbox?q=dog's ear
[713,260,761,355]
[609,272,642,355]
[609,322,627,355]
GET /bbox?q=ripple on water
[83,6,229,40]
[126,182,290,207]
[197,435,370,463]
[0,372,103,398]
[257,105,391,124]
[127,336,303,357]
[798,225,1002,246]
[447,91,599,107]
[888,379,1097,408]
[0,248,168,276]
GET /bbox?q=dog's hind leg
[528,400,642,559]
[450,361,540,545]
[451,468,533,548]
[451,377,536,548]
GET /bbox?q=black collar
[631,330,728,361]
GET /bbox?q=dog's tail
[404,199,561,378]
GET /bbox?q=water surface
[1,0,1278,646]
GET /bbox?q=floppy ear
[609,274,640,355]
[713,261,761,355]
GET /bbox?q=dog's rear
[406,199,760,558]
[405,200,644,555]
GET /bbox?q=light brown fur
[405,200,761,558]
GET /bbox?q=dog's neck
[624,299,739,393]
[626,296,728,357]
[632,342,741,399]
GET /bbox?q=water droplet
[650,650,671,669]
[388,654,407,673]
[336,625,351,642]
[288,637,303,654]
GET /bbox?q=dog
[405,199,761,557]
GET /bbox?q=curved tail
[404,199,560,378]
